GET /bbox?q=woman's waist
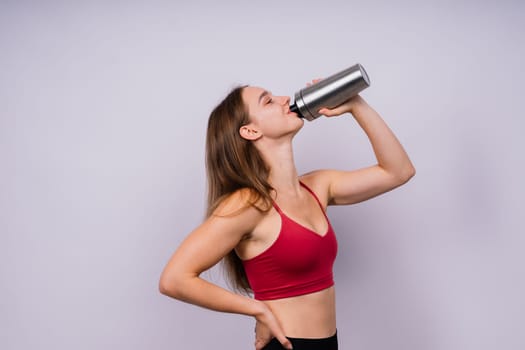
[261,286,336,338]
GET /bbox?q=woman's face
[241,86,304,141]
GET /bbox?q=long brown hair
[205,86,273,294]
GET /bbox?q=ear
[239,124,262,141]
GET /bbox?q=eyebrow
[258,90,270,105]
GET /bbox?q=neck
[257,139,302,195]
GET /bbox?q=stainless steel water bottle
[290,63,371,121]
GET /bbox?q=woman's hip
[261,331,338,350]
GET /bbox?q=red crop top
[242,182,338,300]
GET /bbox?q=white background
[2,1,524,349]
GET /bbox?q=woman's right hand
[254,304,292,350]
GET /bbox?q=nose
[279,95,290,105]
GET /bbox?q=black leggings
[261,332,338,350]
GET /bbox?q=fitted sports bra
[242,182,338,300]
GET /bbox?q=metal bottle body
[291,63,371,121]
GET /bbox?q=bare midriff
[261,286,336,338]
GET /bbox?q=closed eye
[258,91,273,106]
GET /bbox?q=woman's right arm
[158,190,292,350]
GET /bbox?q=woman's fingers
[318,105,348,117]
[254,338,267,350]
[254,306,293,349]
[306,78,323,87]
[254,332,292,350]
[275,335,293,349]
[254,320,272,349]
[319,95,364,117]
[266,321,292,349]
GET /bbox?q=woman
[159,82,415,350]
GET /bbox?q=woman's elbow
[159,274,184,299]
[399,163,416,184]
[406,163,416,179]
[389,163,415,187]
[159,277,173,296]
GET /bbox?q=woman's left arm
[312,95,416,205]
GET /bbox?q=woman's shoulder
[299,170,336,206]
[213,187,272,218]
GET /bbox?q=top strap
[299,181,326,214]
[271,181,327,216]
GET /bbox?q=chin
[291,119,304,135]
[296,117,305,128]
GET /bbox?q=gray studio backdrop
[2,1,524,349]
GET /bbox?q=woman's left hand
[254,318,273,350]
[306,78,367,118]
[318,94,367,117]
